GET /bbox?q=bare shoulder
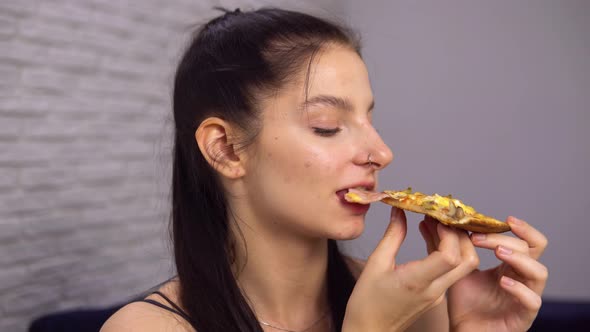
[343,255,367,279]
[100,301,194,332]
[100,280,194,332]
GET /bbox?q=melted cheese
[346,192,362,203]
[390,190,476,216]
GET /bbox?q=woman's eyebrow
[299,94,375,113]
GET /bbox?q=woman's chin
[330,218,365,240]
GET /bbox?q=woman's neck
[231,223,331,330]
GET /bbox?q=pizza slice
[345,187,510,233]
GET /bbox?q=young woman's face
[242,44,393,240]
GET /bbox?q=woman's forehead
[268,46,373,114]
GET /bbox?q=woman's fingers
[420,223,462,277]
[499,275,543,312]
[507,216,548,259]
[471,232,529,254]
[430,224,480,291]
[418,220,436,254]
[423,216,441,246]
[495,246,548,295]
[366,207,407,272]
[403,223,477,287]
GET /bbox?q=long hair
[171,7,362,331]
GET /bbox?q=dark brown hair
[171,7,362,331]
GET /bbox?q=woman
[101,7,548,332]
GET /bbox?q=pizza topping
[346,187,510,233]
[345,188,388,204]
[447,199,457,216]
[346,188,479,219]
[455,206,465,219]
[422,201,436,211]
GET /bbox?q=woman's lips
[336,189,370,215]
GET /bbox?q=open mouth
[336,187,373,214]
[336,188,349,202]
[336,187,373,201]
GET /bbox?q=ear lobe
[195,117,245,179]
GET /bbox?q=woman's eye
[313,127,341,137]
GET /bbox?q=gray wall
[340,0,590,300]
[0,1,342,331]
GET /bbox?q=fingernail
[509,216,524,225]
[501,276,515,286]
[498,246,512,256]
[472,233,486,242]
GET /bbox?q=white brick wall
[0,1,343,331]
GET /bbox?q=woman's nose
[367,138,393,170]
[356,127,394,170]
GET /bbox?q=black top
[132,291,192,324]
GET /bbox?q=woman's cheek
[310,146,341,169]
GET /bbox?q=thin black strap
[152,291,190,321]
[135,299,186,317]
[133,291,193,323]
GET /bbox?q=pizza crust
[346,189,511,233]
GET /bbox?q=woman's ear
[195,117,246,179]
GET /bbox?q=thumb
[367,206,407,271]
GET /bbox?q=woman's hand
[342,207,479,332]
[421,216,548,332]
